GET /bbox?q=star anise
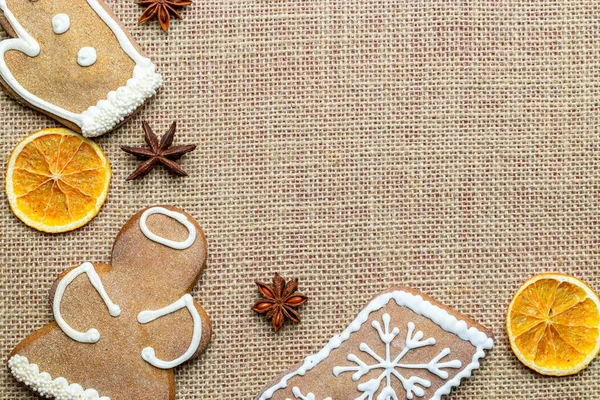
[137,0,192,32]
[121,121,196,180]
[253,273,308,332]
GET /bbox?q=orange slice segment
[5,128,111,233]
[507,273,600,376]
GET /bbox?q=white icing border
[139,207,197,250]
[137,294,202,369]
[259,290,494,400]
[53,262,121,343]
[8,355,110,400]
[0,0,162,137]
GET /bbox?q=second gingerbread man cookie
[8,206,211,400]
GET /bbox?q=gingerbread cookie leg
[7,206,211,400]
[0,0,162,137]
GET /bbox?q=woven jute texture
[2,1,600,399]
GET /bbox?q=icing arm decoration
[139,207,196,250]
[52,14,71,35]
[137,294,202,369]
[53,262,121,343]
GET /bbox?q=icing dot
[52,14,70,34]
[77,47,97,67]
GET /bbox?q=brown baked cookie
[0,0,162,137]
[256,287,493,400]
[8,206,211,400]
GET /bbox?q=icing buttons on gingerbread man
[8,206,212,400]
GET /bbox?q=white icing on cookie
[0,0,162,137]
[52,13,70,34]
[139,207,197,250]
[137,294,202,369]
[332,315,462,399]
[8,355,110,400]
[77,47,97,67]
[259,289,494,400]
[288,387,332,400]
[53,262,121,343]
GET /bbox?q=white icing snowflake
[332,314,462,400]
[287,387,332,400]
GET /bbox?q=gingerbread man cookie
[256,287,493,400]
[8,206,211,400]
[0,0,162,137]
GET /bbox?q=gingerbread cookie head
[8,206,211,400]
[0,0,162,137]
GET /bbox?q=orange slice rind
[5,128,111,233]
[507,273,600,376]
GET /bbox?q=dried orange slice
[507,273,600,376]
[5,128,111,233]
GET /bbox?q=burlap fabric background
[1,0,600,398]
